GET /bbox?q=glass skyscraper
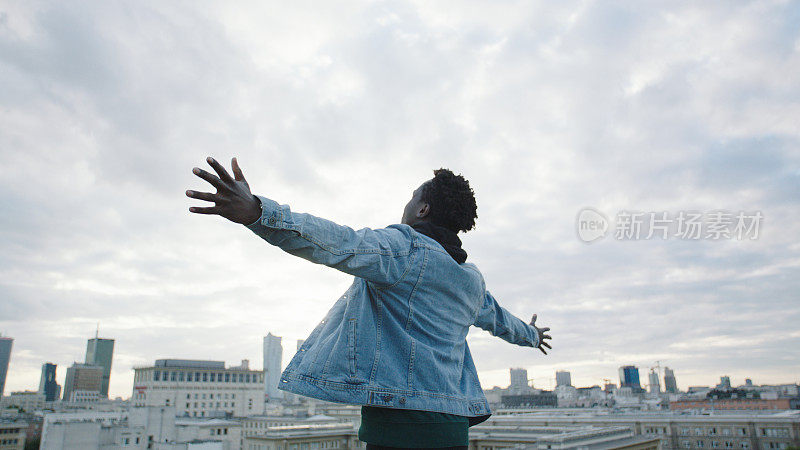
[618,365,641,390]
[85,337,115,398]
[39,362,60,401]
[0,335,12,396]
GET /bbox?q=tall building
[85,335,114,398]
[296,339,305,352]
[648,369,661,394]
[618,365,641,390]
[509,368,529,394]
[132,359,265,417]
[62,363,103,402]
[664,367,678,393]
[717,375,732,391]
[39,362,61,401]
[263,333,283,402]
[556,370,572,387]
[0,335,12,396]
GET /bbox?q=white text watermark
[576,208,763,243]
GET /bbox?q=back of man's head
[421,168,478,233]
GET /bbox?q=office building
[62,363,103,402]
[0,390,45,411]
[85,336,114,398]
[132,359,265,417]
[509,368,529,394]
[485,409,800,450]
[619,365,642,390]
[556,370,572,387]
[0,335,12,396]
[39,362,61,402]
[664,367,678,393]
[263,333,283,402]
[649,369,661,394]
[0,420,27,450]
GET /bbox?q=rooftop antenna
[95,323,99,339]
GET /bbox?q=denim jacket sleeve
[473,289,540,348]
[243,195,412,287]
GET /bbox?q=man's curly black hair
[420,168,478,233]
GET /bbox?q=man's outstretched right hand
[530,314,552,355]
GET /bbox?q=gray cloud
[0,0,798,397]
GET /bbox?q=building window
[203,373,208,382]
[697,441,705,448]
[187,372,193,382]
[239,374,244,382]
[225,373,230,382]
[196,372,201,381]
[171,371,177,381]
[179,372,185,381]
[211,373,216,382]
[154,370,160,381]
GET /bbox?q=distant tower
[664,367,678,393]
[509,368,529,394]
[263,333,283,401]
[717,375,732,391]
[62,363,103,402]
[648,369,661,394]
[556,370,572,387]
[39,362,61,401]
[0,335,12,396]
[618,365,641,390]
[296,339,305,352]
[85,330,115,398]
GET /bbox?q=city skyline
[1,328,798,399]
[1,2,798,400]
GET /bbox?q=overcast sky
[1,1,798,399]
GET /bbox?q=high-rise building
[85,335,114,398]
[717,375,732,391]
[263,333,283,402]
[648,369,661,394]
[556,370,572,387]
[664,367,678,393]
[0,335,12,396]
[62,363,103,402]
[509,368,529,394]
[618,365,641,390]
[39,362,61,401]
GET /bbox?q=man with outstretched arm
[187,157,552,450]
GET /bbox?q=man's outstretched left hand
[187,156,261,225]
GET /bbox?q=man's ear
[417,203,430,219]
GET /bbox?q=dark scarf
[411,221,468,264]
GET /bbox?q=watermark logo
[576,207,609,243]
[575,208,763,243]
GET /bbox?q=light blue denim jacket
[245,195,540,418]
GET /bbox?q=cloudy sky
[1,0,798,399]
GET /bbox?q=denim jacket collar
[410,221,467,264]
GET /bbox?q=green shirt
[358,405,469,448]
